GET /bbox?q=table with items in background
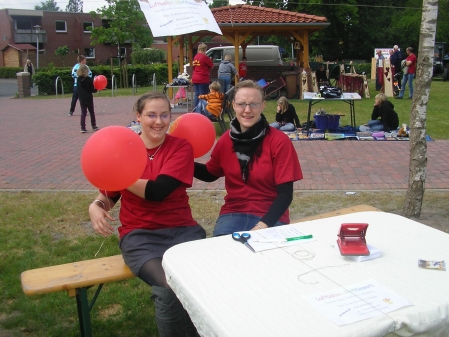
[163,84,193,113]
[162,210,449,337]
[338,73,365,97]
[303,92,362,136]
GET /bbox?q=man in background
[375,50,385,91]
[239,56,247,81]
[396,47,416,100]
[69,55,92,116]
[390,45,404,90]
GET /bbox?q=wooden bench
[21,204,379,337]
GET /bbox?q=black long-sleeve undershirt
[144,174,181,201]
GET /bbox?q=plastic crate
[314,114,340,131]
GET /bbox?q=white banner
[138,0,222,37]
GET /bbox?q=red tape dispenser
[337,223,370,256]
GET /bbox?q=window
[55,20,67,32]
[118,47,126,56]
[84,48,95,58]
[83,22,93,33]
[15,20,32,30]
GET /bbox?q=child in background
[77,64,99,133]
[239,56,247,81]
[194,81,224,122]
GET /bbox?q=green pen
[253,234,313,243]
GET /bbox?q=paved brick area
[1,95,448,191]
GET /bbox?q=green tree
[34,0,60,11]
[55,45,69,66]
[66,0,83,12]
[90,0,153,86]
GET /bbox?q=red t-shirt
[101,135,197,237]
[192,53,213,84]
[239,63,247,78]
[406,53,417,74]
[206,128,303,223]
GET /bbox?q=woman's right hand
[89,203,116,237]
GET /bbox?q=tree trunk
[402,0,438,218]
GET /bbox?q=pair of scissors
[232,232,255,252]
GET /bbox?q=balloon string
[94,191,116,258]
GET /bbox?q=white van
[206,45,283,66]
[184,45,283,73]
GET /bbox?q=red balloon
[94,75,107,90]
[169,114,216,158]
[81,126,147,191]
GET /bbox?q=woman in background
[270,96,301,132]
[192,43,213,109]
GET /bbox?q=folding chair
[217,87,235,134]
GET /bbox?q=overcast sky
[0,0,243,12]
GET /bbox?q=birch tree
[402,0,438,218]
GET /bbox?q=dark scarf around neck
[229,114,269,182]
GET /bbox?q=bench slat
[21,254,134,296]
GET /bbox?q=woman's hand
[89,203,116,237]
[251,221,268,231]
[276,106,281,113]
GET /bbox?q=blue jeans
[194,99,215,119]
[270,122,296,131]
[193,83,210,109]
[398,73,414,98]
[367,119,384,131]
[218,76,231,93]
[213,213,286,237]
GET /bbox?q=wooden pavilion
[165,5,329,82]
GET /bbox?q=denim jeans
[193,83,210,109]
[213,213,286,236]
[218,76,231,93]
[367,119,384,131]
[194,99,215,119]
[398,73,414,98]
[270,122,296,131]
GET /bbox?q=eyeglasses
[234,102,263,110]
[142,114,171,121]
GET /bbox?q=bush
[131,48,166,64]
[0,67,23,78]
[31,64,179,95]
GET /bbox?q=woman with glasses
[89,92,205,336]
[194,80,303,236]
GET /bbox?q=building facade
[0,8,134,68]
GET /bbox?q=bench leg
[76,288,93,337]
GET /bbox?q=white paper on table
[302,279,413,326]
[242,226,315,252]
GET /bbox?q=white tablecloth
[163,211,449,337]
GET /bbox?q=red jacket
[192,53,213,84]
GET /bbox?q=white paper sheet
[303,279,413,326]
[241,225,315,252]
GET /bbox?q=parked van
[184,45,284,73]
[206,45,283,66]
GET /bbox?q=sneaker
[407,97,412,100]
[395,96,403,99]
[68,112,73,116]
[209,116,218,122]
[92,126,100,131]
[80,128,87,133]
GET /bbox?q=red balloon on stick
[81,126,147,191]
[94,75,107,90]
[169,114,216,158]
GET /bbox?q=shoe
[209,116,218,122]
[395,96,403,99]
[92,126,100,131]
[68,112,73,116]
[407,97,412,100]
[80,128,87,133]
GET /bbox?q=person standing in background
[77,64,99,133]
[239,56,248,81]
[390,45,404,90]
[69,55,92,116]
[396,47,417,100]
[192,43,213,109]
[375,50,385,91]
[23,59,35,88]
[218,54,237,93]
